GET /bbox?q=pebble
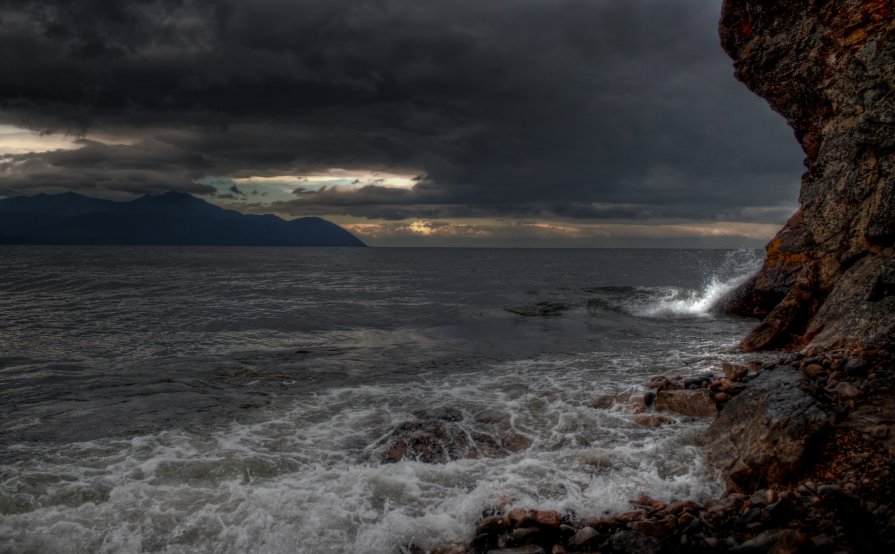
[803,363,826,378]
[834,382,861,398]
[567,526,599,548]
[532,510,561,528]
[614,509,646,522]
[487,547,544,554]
[631,519,671,538]
[477,515,509,535]
[870,424,890,439]
[507,508,533,528]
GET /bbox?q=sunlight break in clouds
[234,169,418,192]
[0,125,81,156]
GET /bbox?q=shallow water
[0,247,762,553]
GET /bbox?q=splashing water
[633,249,762,318]
[0,247,764,553]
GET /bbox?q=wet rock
[632,494,667,511]
[833,382,861,399]
[614,509,645,523]
[486,547,545,554]
[471,533,496,553]
[381,411,532,464]
[648,376,683,393]
[843,357,869,376]
[432,543,469,554]
[870,424,890,439]
[532,510,561,528]
[723,362,749,381]
[590,393,628,410]
[567,527,599,549]
[683,374,713,390]
[802,363,826,378]
[769,532,812,554]
[508,527,542,547]
[655,389,718,417]
[628,394,649,414]
[506,302,569,317]
[630,519,672,538]
[476,515,509,535]
[507,508,535,528]
[667,500,700,513]
[632,414,676,427]
[705,367,831,491]
[609,530,661,554]
[582,516,616,531]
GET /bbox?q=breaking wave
[625,249,762,318]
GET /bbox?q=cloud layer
[0,0,804,243]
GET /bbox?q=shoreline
[423,347,895,554]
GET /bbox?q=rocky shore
[412,0,895,552]
[410,349,894,554]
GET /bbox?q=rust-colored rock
[532,510,561,528]
[655,389,717,417]
[720,0,895,352]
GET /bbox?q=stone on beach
[655,388,717,417]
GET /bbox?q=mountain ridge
[0,191,366,247]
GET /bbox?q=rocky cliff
[720,0,895,352]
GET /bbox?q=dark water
[0,247,763,553]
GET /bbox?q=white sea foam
[633,249,762,318]
[0,352,735,554]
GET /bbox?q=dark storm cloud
[0,0,803,222]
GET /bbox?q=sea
[0,246,767,553]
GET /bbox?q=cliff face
[720,0,895,351]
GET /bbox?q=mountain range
[0,191,366,246]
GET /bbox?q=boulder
[705,368,831,491]
[381,409,532,463]
[655,389,717,417]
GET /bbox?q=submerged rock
[705,367,830,491]
[381,409,532,464]
[506,302,570,317]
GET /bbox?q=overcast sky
[0,0,804,247]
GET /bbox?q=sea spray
[1,352,735,553]
[631,249,762,318]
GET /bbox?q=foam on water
[0,348,746,554]
[0,248,765,553]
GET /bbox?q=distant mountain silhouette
[0,192,366,246]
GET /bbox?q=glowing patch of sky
[199,169,419,205]
[0,125,81,155]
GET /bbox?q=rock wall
[720,0,895,351]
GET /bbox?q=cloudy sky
[0,0,804,247]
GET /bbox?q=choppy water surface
[0,247,762,553]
